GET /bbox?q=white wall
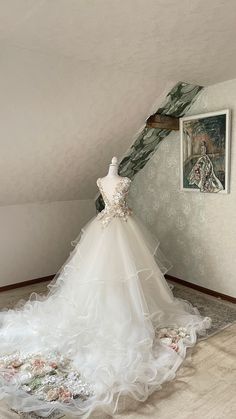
[0,200,95,287]
[130,78,236,298]
[0,45,174,205]
[2,0,236,206]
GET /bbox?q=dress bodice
[97,177,132,227]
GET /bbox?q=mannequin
[99,156,123,201]
[0,154,211,417]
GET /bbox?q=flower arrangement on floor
[0,352,93,403]
[156,326,189,352]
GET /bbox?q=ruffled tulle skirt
[0,214,211,417]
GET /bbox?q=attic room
[0,1,235,418]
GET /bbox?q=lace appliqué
[97,177,132,227]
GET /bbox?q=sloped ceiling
[1,0,236,205]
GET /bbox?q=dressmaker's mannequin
[99,156,123,201]
[0,154,211,417]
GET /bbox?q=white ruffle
[0,214,211,417]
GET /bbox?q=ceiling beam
[146,113,179,130]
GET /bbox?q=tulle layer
[0,215,211,417]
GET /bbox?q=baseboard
[0,273,235,304]
[165,274,236,304]
[0,275,54,292]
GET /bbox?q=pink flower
[32,358,45,368]
[58,387,72,403]
[170,343,179,352]
[49,362,58,369]
[31,358,47,375]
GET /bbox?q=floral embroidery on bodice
[97,177,132,227]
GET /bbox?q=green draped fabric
[96,82,203,212]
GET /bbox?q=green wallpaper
[96,82,203,212]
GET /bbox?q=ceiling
[0,0,236,205]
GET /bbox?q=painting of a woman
[180,110,230,193]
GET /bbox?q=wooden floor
[0,285,235,419]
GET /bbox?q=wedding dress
[0,176,211,418]
[188,153,223,192]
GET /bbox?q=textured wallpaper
[96,82,203,211]
[129,79,236,297]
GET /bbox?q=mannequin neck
[107,164,119,177]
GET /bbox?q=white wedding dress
[0,176,211,418]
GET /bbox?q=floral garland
[0,351,93,404]
[0,327,189,413]
[156,326,190,352]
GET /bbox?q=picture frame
[180,109,231,193]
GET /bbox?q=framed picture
[180,109,231,193]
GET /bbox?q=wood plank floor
[0,285,235,419]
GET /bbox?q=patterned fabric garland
[96,82,203,212]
